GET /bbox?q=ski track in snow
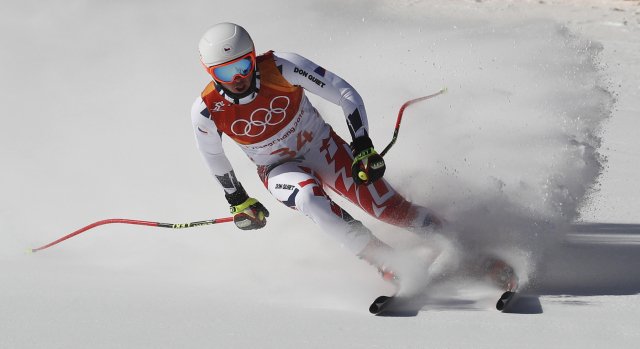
[1,0,640,348]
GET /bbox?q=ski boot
[357,236,400,286]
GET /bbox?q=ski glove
[351,135,386,185]
[230,197,269,230]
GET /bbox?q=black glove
[351,135,386,185]
[225,185,269,230]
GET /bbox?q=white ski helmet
[199,22,255,67]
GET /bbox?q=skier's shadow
[484,223,640,314]
[534,223,640,296]
[378,223,640,316]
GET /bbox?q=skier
[191,22,444,282]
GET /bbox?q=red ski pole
[380,87,447,157]
[30,216,234,253]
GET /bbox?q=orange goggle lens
[205,52,256,83]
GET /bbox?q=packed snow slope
[1,0,639,348]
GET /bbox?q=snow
[1,0,640,348]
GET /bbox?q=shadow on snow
[375,223,640,316]
[533,223,640,296]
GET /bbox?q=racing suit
[191,51,435,255]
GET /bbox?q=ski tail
[496,291,517,311]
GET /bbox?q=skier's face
[206,51,256,94]
[218,74,252,94]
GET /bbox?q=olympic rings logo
[231,96,291,137]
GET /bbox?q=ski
[370,290,519,314]
[369,257,520,314]
[369,295,395,315]
[369,294,417,315]
[496,290,517,311]
[483,257,519,312]
[369,293,425,316]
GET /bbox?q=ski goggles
[205,51,256,83]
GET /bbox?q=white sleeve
[191,97,243,195]
[273,51,369,140]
